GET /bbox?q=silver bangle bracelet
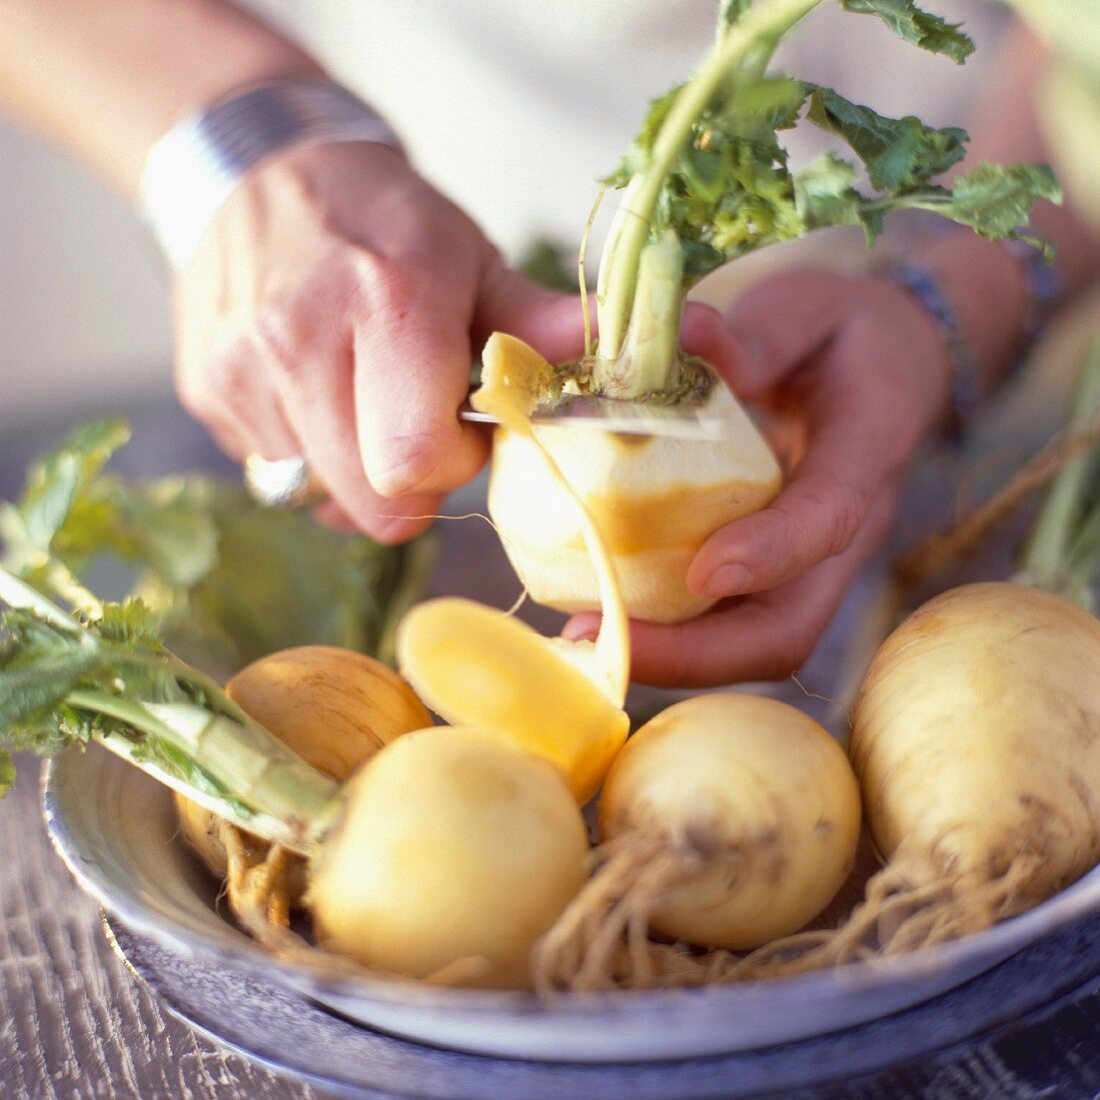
[140,78,403,269]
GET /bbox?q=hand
[173,141,585,541]
[565,268,953,688]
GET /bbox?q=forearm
[0,0,322,198]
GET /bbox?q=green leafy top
[0,565,337,837]
[0,420,430,810]
[839,0,974,64]
[589,0,1061,398]
[0,420,432,676]
[0,580,236,802]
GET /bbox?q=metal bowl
[42,742,1100,1063]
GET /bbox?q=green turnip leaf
[841,0,974,63]
[805,86,968,192]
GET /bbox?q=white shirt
[244,1,1003,259]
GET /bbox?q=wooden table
[2,401,1099,1099]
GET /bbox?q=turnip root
[535,693,861,991]
[223,645,433,773]
[308,726,589,989]
[850,583,1100,939]
[736,582,1100,978]
[738,345,1100,978]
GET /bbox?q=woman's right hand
[172,140,585,541]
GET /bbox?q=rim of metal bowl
[40,745,1100,1023]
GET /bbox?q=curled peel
[473,333,631,705]
[396,599,629,804]
[396,333,632,804]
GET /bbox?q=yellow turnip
[307,726,589,989]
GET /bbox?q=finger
[312,499,360,533]
[722,269,853,396]
[353,259,489,500]
[176,343,301,464]
[567,491,895,688]
[687,434,895,602]
[209,354,302,460]
[680,302,756,389]
[687,339,906,600]
[265,331,443,543]
[178,392,254,463]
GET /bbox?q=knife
[458,394,727,441]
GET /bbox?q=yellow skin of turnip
[307,726,590,989]
[223,645,433,774]
[396,598,629,804]
[488,380,782,623]
[395,332,633,805]
[175,645,432,893]
[852,582,1100,893]
[599,693,861,950]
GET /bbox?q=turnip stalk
[592,0,821,398]
[1067,494,1100,598]
[0,565,339,852]
[172,644,434,911]
[1021,338,1100,603]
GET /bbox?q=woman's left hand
[564,267,953,688]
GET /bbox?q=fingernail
[702,563,752,598]
[562,622,599,643]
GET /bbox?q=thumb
[723,269,854,396]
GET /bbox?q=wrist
[886,257,980,437]
[141,77,403,269]
[911,232,1031,395]
[883,229,1059,435]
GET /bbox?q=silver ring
[243,454,326,508]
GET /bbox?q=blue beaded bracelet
[889,239,1064,438]
[1004,236,1065,345]
[888,260,981,437]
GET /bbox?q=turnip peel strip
[395,598,629,804]
[474,332,631,706]
[397,333,631,804]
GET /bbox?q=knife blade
[458,394,726,441]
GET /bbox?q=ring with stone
[242,454,326,508]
